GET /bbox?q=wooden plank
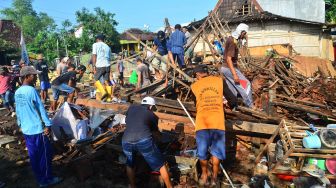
[124,80,165,97]
[273,100,336,118]
[293,148,336,154]
[0,135,16,146]
[76,99,278,135]
[276,94,326,108]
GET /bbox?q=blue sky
[0,0,217,32]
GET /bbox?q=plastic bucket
[326,159,336,175]
[319,129,336,149]
[302,131,321,149]
[307,158,326,171]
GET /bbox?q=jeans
[0,90,14,110]
[51,83,75,100]
[122,137,164,171]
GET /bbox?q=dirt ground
[0,106,260,188]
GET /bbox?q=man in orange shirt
[191,65,226,187]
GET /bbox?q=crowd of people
[0,22,253,187]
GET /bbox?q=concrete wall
[192,20,334,61]
[257,0,325,23]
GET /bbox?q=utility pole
[56,39,60,58]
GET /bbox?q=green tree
[326,0,336,23]
[1,0,56,40]
[75,7,120,52]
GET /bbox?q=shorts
[172,53,185,67]
[196,129,226,160]
[151,55,167,72]
[40,81,51,90]
[52,83,75,100]
[122,137,165,171]
[118,72,124,80]
[94,66,110,82]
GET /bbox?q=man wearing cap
[191,65,228,186]
[34,54,50,103]
[221,23,253,107]
[91,34,112,102]
[167,24,187,68]
[50,64,86,111]
[122,96,172,188]
[15,66,62,187]
[152,31,168,80]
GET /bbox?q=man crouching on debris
[50,64,86,111]
[15,66,62,187]
[122,97,173,188]
[191,65,226,186]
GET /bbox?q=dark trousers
[24,133,53,184]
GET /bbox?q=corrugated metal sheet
[257,0,325,23]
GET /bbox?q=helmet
[141,96,156,106]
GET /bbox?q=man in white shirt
[92,34,112,101]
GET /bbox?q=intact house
[0,20,21,65]
[190,0,334,61]
[119,28,155,56]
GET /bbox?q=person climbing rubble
[167,24,187,69]
[15,66,62,187]
[152,30,168,80]
[92,34,112,102]
[122,96,172,188]
[221,23,253,108]
[191,64,235,187]
[50,64,86,111]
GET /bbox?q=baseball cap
[193,64,208,74]
[20,66,41,76]
[141,97,156,106]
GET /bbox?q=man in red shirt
[0,67,15,116]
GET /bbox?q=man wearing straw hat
[34,54,50,103]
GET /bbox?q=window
[236,0,252,15]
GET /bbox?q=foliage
[76,7,120,52]
[1,0,120,64]
[1,0,56,40]
[326,0,336,23]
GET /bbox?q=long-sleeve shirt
[167,30,186,54]
[15,85,52,135]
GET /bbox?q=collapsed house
[0,1,336,187]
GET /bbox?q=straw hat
[36,54,44,60]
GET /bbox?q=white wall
[192,21,332,60]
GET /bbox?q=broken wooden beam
[273,100,336,118]
[126,31,194,82]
